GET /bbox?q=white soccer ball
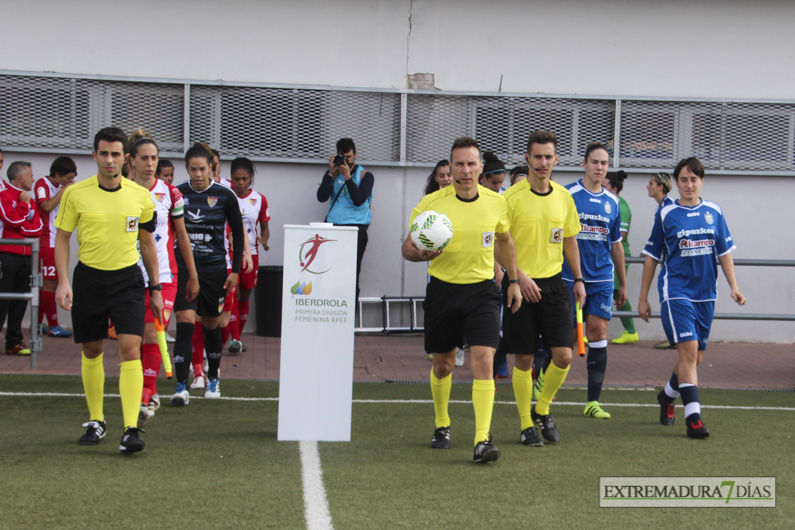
[410,210,454,251]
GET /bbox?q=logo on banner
[290,234,337,296]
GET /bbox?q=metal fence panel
[3,71,795,174]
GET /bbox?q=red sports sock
[192,323,205,375]
[40,291,59,327]
[230,303,240,341]
[141,343,161,397]
[239,300,250,336]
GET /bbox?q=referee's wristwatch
[574,278,586,284]
[148,283,162,293]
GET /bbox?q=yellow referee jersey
[410,185,509,284]
[55,175,155,271]
[502,179,581,279]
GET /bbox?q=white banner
[277,224,358,441]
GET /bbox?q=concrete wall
[2,0,794,341]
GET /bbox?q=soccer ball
[410,210,454,251]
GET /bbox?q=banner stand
[277,223,358,441]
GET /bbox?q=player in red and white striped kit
[125,129,199,426]
[34,157,77,338]
[227,157,270,353]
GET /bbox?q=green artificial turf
[0,376,791,529]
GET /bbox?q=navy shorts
[565,279,613,321]
[423,277,501,354]
[660,298,714,351]
[174,267,228,318]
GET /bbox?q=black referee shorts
[174,267,228,317]
[72,262,145,343]
[502,273,573,354]
[423,277,501,354]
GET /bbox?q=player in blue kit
[638,157,746,439]
[562,143,625,420]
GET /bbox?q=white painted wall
[2,0,794,341]
[4,1,795,99]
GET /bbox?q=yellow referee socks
[512,367,534,430]
[119,360,144,429]
[535,361,570,416]
[472,379,495,446]
[81,353,105,422]
[430,370,452,428]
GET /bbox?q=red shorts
[144,282,177,326]
[40,245,57,280]
[238,253,259,291]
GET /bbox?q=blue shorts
[660,299,714,351]
[565,279,613,321]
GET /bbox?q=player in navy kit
[638,157,746,439]
[562,143,625,420]
[170,143,246,404]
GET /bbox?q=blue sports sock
[664,372,680,400]
[679,383,701,422]
[586,341,607,402]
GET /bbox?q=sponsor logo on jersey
[704,211,714,225]
[687,212,700,217]
[604,201,612,214]
[589,198,601,204]
[482,231,494,247]
[37,187,47,199]
[187,210,204,223]
[207,197,218,207]
[551,227,564,243]
[155,192,166,202]
[126,216,140,232]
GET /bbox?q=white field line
[299,441,333,530]
[0,392,793,411]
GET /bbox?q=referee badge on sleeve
[482,231,495,247]
[551,227,563,243]
[126,217,140,232]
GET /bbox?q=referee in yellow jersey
[402,136,522,464]
[502,130,586,446]
[55,127,164,455]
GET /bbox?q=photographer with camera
[317,137,374,301]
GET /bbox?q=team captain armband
[139,212,157,233]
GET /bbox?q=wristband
[508,279,520,284]
[148,283,162,292]
[574,278,586,284]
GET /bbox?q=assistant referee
[402,136,521,464]
[55,127,164,455]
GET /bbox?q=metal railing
[0,238,41,368]
[356,257,795,333]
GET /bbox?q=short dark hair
[584,142,609,161]
[336,138,356,154]
[527,130,558,154]
[230,157,256,178]
[156,159,174,176]
[50,156,77,177]
[7,161,32,181]
[450,136,480,160]
[604,170,628,193]
[673,157,705,180]
[185,142,214,166]
[93,127,128,153]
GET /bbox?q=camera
[333,154,346,166]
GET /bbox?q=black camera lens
[334,155,345,166]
